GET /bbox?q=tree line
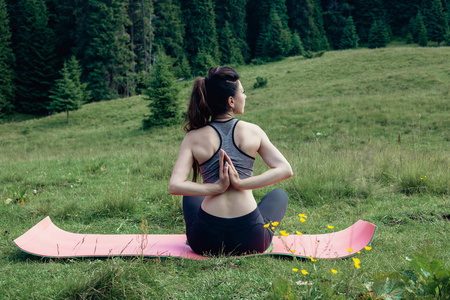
[0,0,449,119]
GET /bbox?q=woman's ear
[227,96,235,109]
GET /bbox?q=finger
[219,149,224,171]
[224,155,237,173]
[223,151,233,166]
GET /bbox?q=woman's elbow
[168,182,180,195]
[284,163,293,179]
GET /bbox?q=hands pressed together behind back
[215,149,242,192]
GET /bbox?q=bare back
[187,120,262,217]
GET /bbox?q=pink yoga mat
[14,217,376,260]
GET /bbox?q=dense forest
[0,0,449,117]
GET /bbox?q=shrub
[253,77,268,89]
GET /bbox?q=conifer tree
[127,0,154,92]
[347,0,385,44]
[340,16,359,49]
[48,57,84,125]
[75,0,133,101]
[253,1,293,60]
[409,15,419,43]
[66,56,90,103]
[9,0,58,114]
[286,0,329,51]
[247,0,291,58]
[381,0,422,37]
[0,0,15,116]
[424,0,448,46]
[411,11,428,44]
[417,15,428,47]
[321,3,348,50]
[368,19,390,48]
[257,6,292,61]
[45,0,77,61]
[154,0,188,76]
[181,0,219,74]
[214,0,249,62]
[219,21,245,65]
[143,52,180,129]
[290,31,304,56]
[193,48,217,76]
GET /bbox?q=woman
[169,66,293,256]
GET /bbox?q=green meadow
[0,47,449,299]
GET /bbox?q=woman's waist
[201,189,257,218]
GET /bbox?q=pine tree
[321,2,348,50]
[143,52,180,129]
[257,6,292,61]
[411,11,428,46]
[48,57,84,125]
[253,0,293,61]
[248,0,292,58]
[154,0,188,76]
[193,48,217,76]
[409,14,419,43]
[290,31,304,56]
[75,0,133,101]
[424,0,448,46]
[0,0,15,116]
[347,0,386,44]
[382,0,423,37]
[66,56,89,103]
[286,0,330,51]
[219,21,244,65]
[127,0,154,92]
[368,19,390,48]
[9,0,58,114]
[417,16,428,47]
[340,16,359,49]
[181,0,219,74]
[45,0,77,61]
[214,0,249,62]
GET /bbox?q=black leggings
[183,189,288,256]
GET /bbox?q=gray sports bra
[199,119,255,184]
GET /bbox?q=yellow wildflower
[300,217,306,223]
[331,269,338,274]
[347,248,353,253]
[271,227,275,230]
[309,257,317,262]
[263,223,270,228]
[280,230,289,237]
[293,268,299,272]
[290,249,295,253]
[357,251,361,254]
[296,231,303,235]
[354,263,361,269]
[327,225,334,229]
[298,214,306,218]
[364,246,372,251]
[301,270,308,275]
[272,221,279,227]
[353,258,360,264]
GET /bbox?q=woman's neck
[212,111,234,122]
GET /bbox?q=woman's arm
[168,136,230,196]
[225,128,293,190]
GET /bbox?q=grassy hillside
[0,47,449,299]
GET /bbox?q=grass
[0,46,449,299]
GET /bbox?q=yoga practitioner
[169,67,293,255]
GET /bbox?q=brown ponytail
[183,66,240,182]
[184,77,211,132]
